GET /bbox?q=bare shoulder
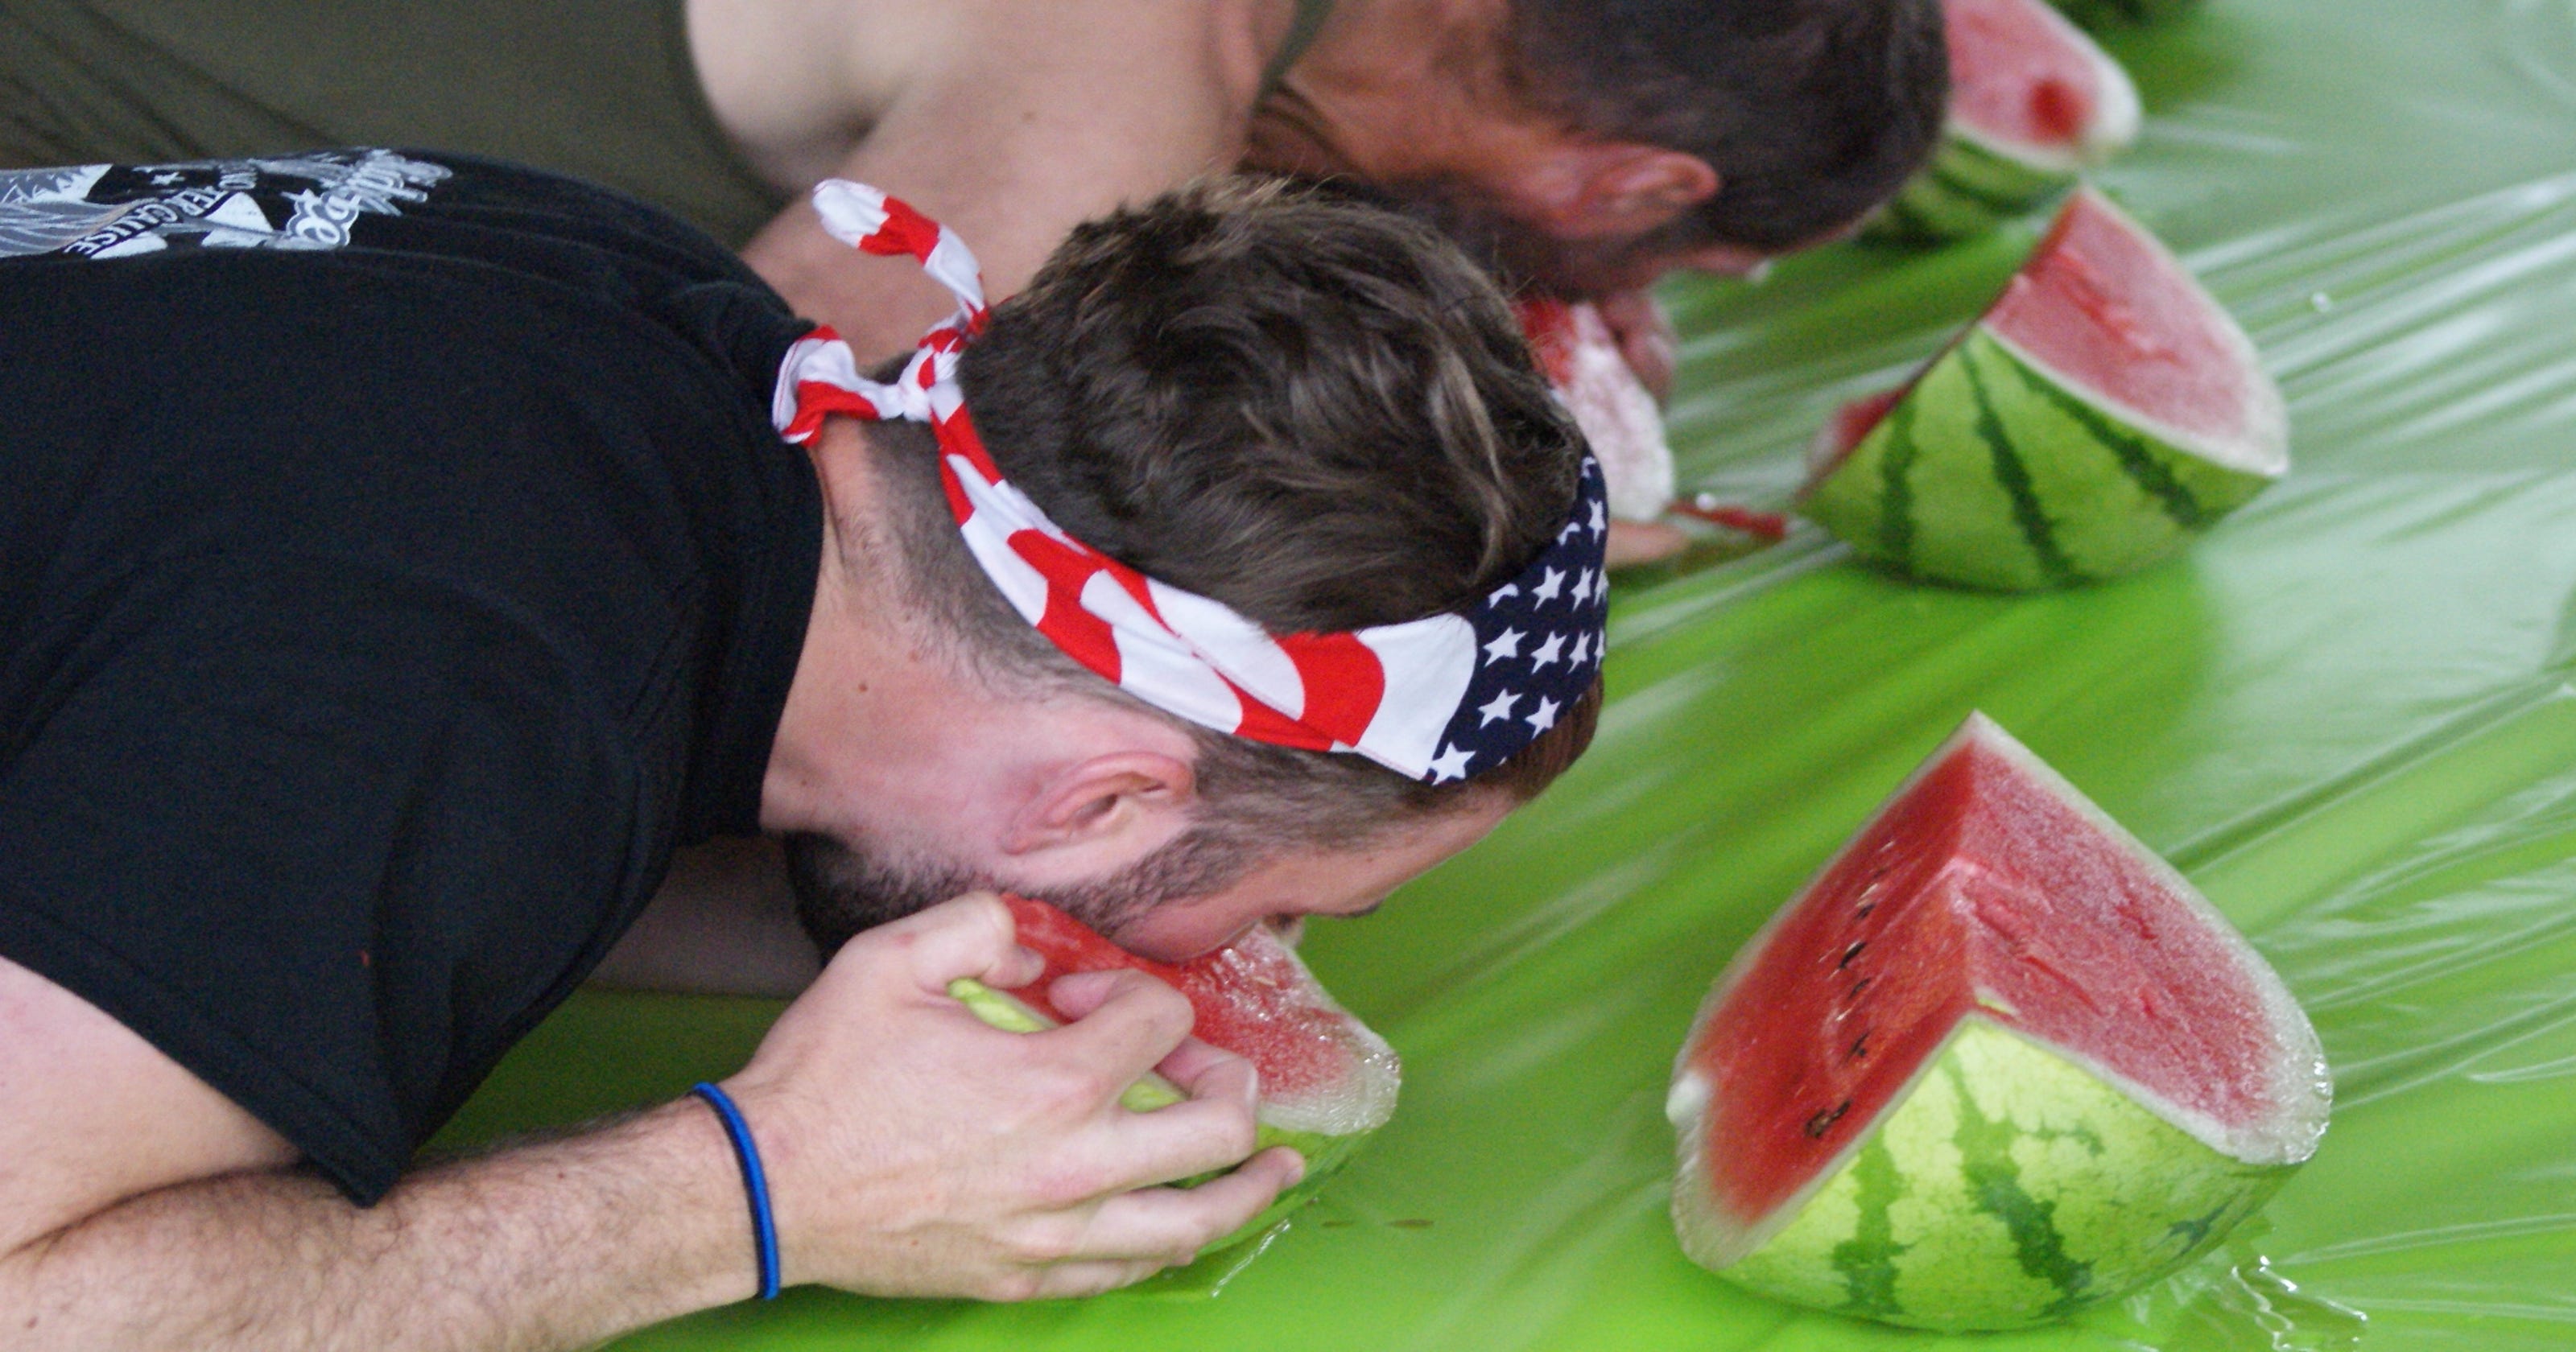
[693,0,1266,191]
[0,954,294,1256]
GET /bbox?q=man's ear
[1520,142,1721,241]
[999,752,1199,864]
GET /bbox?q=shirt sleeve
[0,550,654,1203]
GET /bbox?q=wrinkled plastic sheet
[436,2,2576,1345]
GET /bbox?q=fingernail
[1051,969,1121,1002]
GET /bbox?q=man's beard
[1364,174,1649,299]
[778,824,1261,957]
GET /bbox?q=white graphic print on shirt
[0,150,452,260]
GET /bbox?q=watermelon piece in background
[1517,295,1676,523]
[1803,188,2288,590]
[1668,714,2331,1332]
[1873,0,2140,242]
[950,897,1400,1247]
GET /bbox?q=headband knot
[772,182,1609,785]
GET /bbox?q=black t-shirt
[0,150,823,1202]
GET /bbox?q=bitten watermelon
[1805,188,2288,590]
[1668,714,2330,1332]
[1873,0,2140,242]
[951,896,1400,1243]
[1517,295,1675,523]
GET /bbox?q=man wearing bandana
[0,155,1604,1345]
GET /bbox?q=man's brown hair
[867,179,1600,846]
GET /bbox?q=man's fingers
[1038,970,1197,1085]
[1596,287,1678,402]
[1150,1036,1259,1110]
[1074,1146,1303,1258]
[1077,1051,1274,1192]
[1018,1258,1173,1301]
[1604,519,1690,570]
[869,892,1042,995]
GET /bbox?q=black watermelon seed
[1839,942,1868,970]
[1805,1101,1854,1138]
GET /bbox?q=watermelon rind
[1872,138,2084,245]
[1800,328,2280,588]
[948,978,1189,1115]
[1806,192,2289,591]
[1667,712,2331,1329]
[1695,1017,2296,1331]
[947,976,1379,1250]
[1869,0,2141,243]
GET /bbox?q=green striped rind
[2050,0,2201,28]
[1798,330,2280,590]
[948,978,1374,1250]
[1867,132,2079,244]
[1719,1018,2294,1332]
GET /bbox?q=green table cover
[438,1,2576,1345]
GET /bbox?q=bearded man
[2,0,1945,375]
[0,153,1608,1346]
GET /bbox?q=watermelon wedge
[950,896,1400,1245]
[1873,0,2140,242]
[1517,295,1675,522]
[1804,188,2288,590]
[1667,714,2330,1331]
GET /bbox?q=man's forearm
[5,1100,753,1352]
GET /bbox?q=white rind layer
[1559,301,1676,521]
[1203,934,1403,1139]
[1948,712,2332,1165]
[1669,711,2332,1264]
[1985,191,2292,480]
[1950,0,2143,173]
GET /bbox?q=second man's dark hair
[1509,0,1950,253]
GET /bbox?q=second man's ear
[1526,143,1722,241]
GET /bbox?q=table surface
[440,2,2576,1346]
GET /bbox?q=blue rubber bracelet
[691,1082,782,1300]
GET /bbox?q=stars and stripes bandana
[771,181,1609,785]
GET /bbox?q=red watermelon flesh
[1683,714,2327,1236]
[1809,189,2287,502]
[1519,294,1584,390]
[998,896,1398,1136]
[1949,0,2136,163]
[1988,189,2287,468]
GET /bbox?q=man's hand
[725,892,1298,1300]
[1592,288,1679,404]
[0,895,1290,1349]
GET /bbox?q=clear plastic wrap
[440,2,2576,1343]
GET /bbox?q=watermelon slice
[1667,714,2330,1331]
[1517,295,1676,523]
[1872,0,2140,242]
[950,896,1400,1245]
[1804,188,2288,590]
